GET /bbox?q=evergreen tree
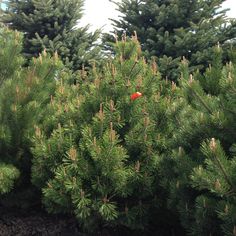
[2,0,101,71]
[0,27,24,87]
[158,46,236,235]
[0,26,64,207]
[31,36,182,233]
[1,14,235,235]
[105,0,236,80]
[0,163,20,194]
[0,28,23,195]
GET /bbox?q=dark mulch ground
[0,207,140,236]
[0,206,183,236]
[0,207,82,236]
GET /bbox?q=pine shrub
[0,26,64,207]
[31,36,179,232]
[158,46,236,235]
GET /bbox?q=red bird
[131,92,142,101]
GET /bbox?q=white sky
[79,0,121,32]
[79,0,236,33]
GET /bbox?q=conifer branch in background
[104,0,236,81]
[2,0,101,71]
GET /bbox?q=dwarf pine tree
[157,46,236,235]
[0,26,65,207]
[2,0,100,71]
[104,0,236,80]
[30,36,182,233]
[0,28,23,195]
[0,28,24,87]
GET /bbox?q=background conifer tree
[104,0,236,80]
[2,0,101,70]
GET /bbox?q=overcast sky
[79,0,121,32]
[79,0,236,32]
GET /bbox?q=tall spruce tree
[2,0,101,71]
[105,0,236,80]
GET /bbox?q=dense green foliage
[0,28,24,86]
[157,46,236,235]
[105,0,236,80]
[0,163,20,194]
[0,27,64,206]
[2,0,100,70]
[0,28,24,196]
[31,37,236,235]
[0,18,236,236]
[30,36,180,232]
